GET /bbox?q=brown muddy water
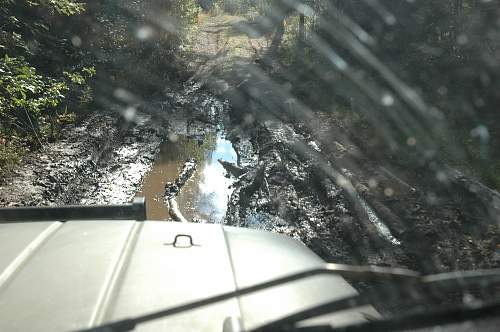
[136,131,237,222]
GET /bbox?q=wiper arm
[305,298,500,332]
[78,265,500,332]
[421,268,500,290]
[252,293,375,332]
[253,268,500,332]
[77,264,419,332]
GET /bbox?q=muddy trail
[184,14,500,275]
[0,82,232,218]
[2,13,500,284]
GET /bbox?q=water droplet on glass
[470,125,490,143]
[384,187,394,197]
[426,192,438,205]
[474,97,485,107]
[296,4,315,17]
[136,26,154,40]
[368,178,378,189]
[71,36,82,47]
[462,293,476,305]
[385,15,396,25]
[168,132,179,142]
[437,86,448,95]
[243,113,255,125]
[436,171,448,183]
[406,137,417,146]
[381,93,394,106]
[282,82,293,91]
[457,34,469,45]
[122,107,136,122]
[114,88,136,103]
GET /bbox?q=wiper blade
[78,265,500,332]
[308,298,500,332]
[422,268,500,290]
[253,268,500,331]
[252,293,373,332]
[77,264,419,332]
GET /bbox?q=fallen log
[164,158,197,222]
[167,198,189,223]
[445,166,500,224]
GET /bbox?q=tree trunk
[298,13,305,51]
[299,14,305,40]
[269,18,285,55]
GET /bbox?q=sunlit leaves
[63,66,95,85]
[0,0,91,156]
[36,0,85,16]
[0,54,93,151]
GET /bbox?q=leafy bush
[0,55,94,146]
[0,140,21,178]
[214,0,257,14]
[0,0,201,176]
[0,0,92,175]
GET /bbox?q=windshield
[1,0,500,330]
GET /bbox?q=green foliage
[44,0,85,16]
[0,0,92,174]
[0,140,21,178]
[64,67,96,85]
[0,55,94,146]
[0,0,203,176]
[74,0,201,93]
[0,0,202,140]
[218,0,249,14]
[482,162,500,192]
[174,0,201,28]
[214,0,274,15]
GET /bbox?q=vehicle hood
[0,220,377,331]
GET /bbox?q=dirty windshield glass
[1,0,500,330]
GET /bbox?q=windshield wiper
[78,265,500,332]
[77,264,418,332]
[292,299,500,332]
[253,268,500,331]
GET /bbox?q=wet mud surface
[0,82,231,214]
[223,113,500,274]
[0,112,164,207]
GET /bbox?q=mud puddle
[136,131,237,222]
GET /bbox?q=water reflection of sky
[194,135,237,222]
[137,132,237,222]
